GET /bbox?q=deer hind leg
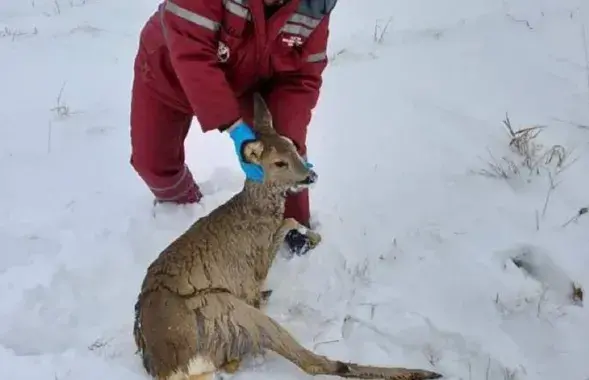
[261,321,345,376]
[261,317,441,380]
[219,358,241,374]
[272,342,442,380]
[187,373,215,380]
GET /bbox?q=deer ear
[242,140,264,164]
[253,93,274,133]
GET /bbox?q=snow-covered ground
[1,0,588,379]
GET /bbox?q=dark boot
[284,229,315,256]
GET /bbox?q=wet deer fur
[133,93,443,380]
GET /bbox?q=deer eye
[274,160,288,168]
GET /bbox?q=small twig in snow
[505,13,533,30]
[341,314,354,340]
[88,338,111,351]
[47,122,53,153]
[485,356,491,380]
[550,116,589,130]
[540,171,558,219]
[571,282,584,306]
[0,26,39,41]
[358,302,377,319]
[503,117,545,171]
[503,367,518,380]
[328,48,347,62]
[467,361,472,380]
[422,344,440,367]
[312,339,340,351]
[581,22,589,107]
[536,287,549,317]
[374,17,393,44]
[561,207,588,227]
[476,148,519,179]
[50,81,74,119]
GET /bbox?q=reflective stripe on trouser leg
[147,165,201,203]
[129,72,201,203]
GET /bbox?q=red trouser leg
[283,137,310,227]
[275,116,311,227]
[129,76,201,204]
[284,191,310,227]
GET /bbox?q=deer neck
[242,180,287,212]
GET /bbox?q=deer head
[242,93,317,192]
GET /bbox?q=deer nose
[299,169,318,185]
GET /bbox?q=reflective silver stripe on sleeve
[159,3,170,43]
[223,0,251,20]
[164,0,220,32]
[281,23,313,37]
[289,13,321,29]
[306,52,327,63]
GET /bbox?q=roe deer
[133,93,443,380]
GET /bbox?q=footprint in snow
[148,167,242,222]
[332,310,525,380]
[0,232,61,274]
[501,244,582,308]
[198,166,243,196]
[125,167,243,263]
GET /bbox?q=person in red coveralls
[129,0,338,256]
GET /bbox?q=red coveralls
[129,0,333,226]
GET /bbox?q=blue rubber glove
[228,121,264,183]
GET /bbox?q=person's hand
[228,120,264,182]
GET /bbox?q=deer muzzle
[298,169,318,185]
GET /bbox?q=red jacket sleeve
[264,15,330,156]
[161,0,240,131]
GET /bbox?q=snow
[1,0,588,379]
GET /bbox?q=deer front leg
[220,359,241,374]
[297,225,322,249]
[272,217,323,252]
[266,217,300,263]
[271,217,316,259]
[280,218,323,250]
[251,218,303,307]
[276,217,300,241]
